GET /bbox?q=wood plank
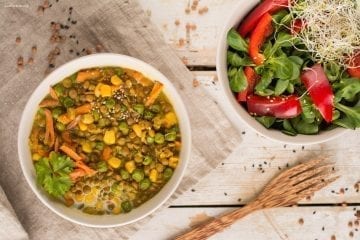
[171,72,360,205]
[138,0,240,66]
[132,206,360,240]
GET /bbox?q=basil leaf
[256,116,276,128]
[288,56,304,66]
[227,28,248,52]
[227,51,254,67]
[268,56,294,79]
[275,79,289,96]
[255,70,273,92]
[229,68,248,92]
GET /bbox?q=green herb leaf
[229,68,248,92]
[255,70,273,92]
[227,51,254,67]
[275,79,289,96]
[227,28,248,52]
[256,116,276,128]
[292,120,319,134]
[335,102,360,128]
[283,119,297,135]
[334,78,360,102]
[324,61,341,81]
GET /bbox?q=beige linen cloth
[0,0,241,239]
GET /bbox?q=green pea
[105,98,116,109]
[120,169,130,180]
[146,136,154,144]
[52,107,63,119]
[118,121,129,135]
[133,104,144,115]
[154,133,165,144]
[114,67,124,77]
[143,155,153,165]
[132,169,144,182]
[165,132,177,141]
[56,122,65,132]
[62,97,74,108]
[62,78,72,88]
[98,118,110,128]
[92,111,100,122]
[163,167,173,180]
[37,108,45,116]
[121,200,133,213]
[150,104,161,113]
[120,104,128,112]
[53,84,65,96]
[95,142,104,151]
[97,161,108,172]
[143,110,155,120]
[139,178,151,191]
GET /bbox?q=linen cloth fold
[0,0,241,239]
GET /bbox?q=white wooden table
[133,1,360,239]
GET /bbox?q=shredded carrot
[30,127,40,147]
[66,115,81,130]
[75,161,96,175]
[44,109,55,147]
[102,146,112,161]
[74,103,92,115]
[132,71,153,86]
[60,144,82,161]
[49,87,58,100]
[61,131,72,144]
[58,114,71,125]
[76,69,101,82]
[70,168,86,181]
[54,136,59,152]
[145,81,164,106]
[39,99,59,108]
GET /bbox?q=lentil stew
[29,66,181,215]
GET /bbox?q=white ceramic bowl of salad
[216,0,360,145]
[18,53,192,227]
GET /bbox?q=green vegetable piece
[53,84,65,96]
[62,78,72,88]
[335,102,360,129]
[154,133,165,144]
[121,201,133,213]
[229,67,248,92]
[92,110,100,122]
[95,142,104,151]
[332,110,340,121]
[97,161,108,173]
[52,107,63,119]
[144,110,155,120]
[69,73,77,83]
[255,70,273,92]
[227,51,254,67]
[256,89,274,96]
[120,169,130,180]
[132,169,145,182]
[133,104,145,115]
[163,167,173,180]
[227,28,248,52]
[274,79,289,96]
[293,120,319,135]
[114,67,124,77]
[105,98,116,109]
[334,78,360,102]
[324,61,341,81]
[150,104,161,113]
[165,132,177,141]
[272,10,289,24]
[118,121,129,135]
[143,155,153,165]
[146,136,155,144]
[62,97,74,108]
[286,83,295,94]
[281,130,297,136]
[256,116,276,128]
[98,118,110,128]
[282,119,297,135]
[139,178,151,191]
[56,122,65,132]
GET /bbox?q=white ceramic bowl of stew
[216,0,347,145]
[18,53,191,227]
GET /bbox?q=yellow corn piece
[78,121,88,131]
[132,124,142,138]
[32,153,41,161]
[82,142,92,153]
[149,169,158,182]
[108,157,121,169]
[67,108,76,121]
[94,83,103,97]
[100,84,112,97]
[57,114,71,125]
[169,157,179,168]
[125,160,136,174]
[145,81,164,106]
[164,112,178,128]
[82,114,94,124]
[111,75,123,86]
[103,130,116,145]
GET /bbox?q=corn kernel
[108,157,121,169]
[67,108,76,120]
[82,114,94,124]
[94,83,103,97]
[82,142,92,153]
[103,130,116,145]
[149,169,158,182]
[100,84,112,97]
[125,161,136,174]
[32,153,41,161]
[132,124,142,138]
[78,121,88,131]
[111,75,123,86]
[164,112,177,127]
[169,157,179,168]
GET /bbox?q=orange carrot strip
[61,131,72,144]
[60,144,82,161]
[102,146,112,161]
[44,109,55,147]
[145,81,164,106]
[49,87,58,100]
[54,136,59,152]
[39,99,59,108]
[70,168,86,181]
[76,69,101,82]
[74,103,92,115]
[75,161,96,175]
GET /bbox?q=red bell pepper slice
[249,13,274,65]
[238,0,289,37]
[300,64,334,123]
[247,95,302,119]
[291,19,304,35]
[347,52,360,78]
[237,67,259,102]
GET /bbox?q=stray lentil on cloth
[0,0,241,239]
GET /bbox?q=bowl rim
[17,53,192,227]
[215,0,348,145]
